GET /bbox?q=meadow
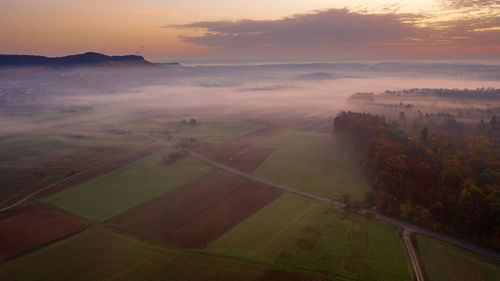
[120,116,265,144]
[253,130,371,200]
[205,193,327,263]
[275,207,413,281]
[175,119,265,143]
[207,192,413,281]
[414,234,500,281]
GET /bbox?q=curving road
[137,130,500,262]
[376,214,500,260]
[3,127,498,279]
[187,148,500,259]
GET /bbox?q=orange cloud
[168,7,500,59]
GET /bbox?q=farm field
[3,112,487,281]
[0,203,89,261]
[0,166,65,209]
[205,193,327,263]
[275,208,413,281]
[0,124,151,168]
[193,127,279,164]
[175,119,265,143]
[414,234,500,281]
[109,171,281,248]
[0,226,325,281]
[228,146,275,173]
[41,151,214,221]
[0,123,152,208]
[253,130,371,200]
[207,192,413,281]
[35,142,167,198]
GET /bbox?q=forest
[382,88,500,100]
[334,111,500,250]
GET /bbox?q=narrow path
[4,127,498,264]
[403,229,425,281]
[189,151,345,207]
[135,129,500,261]
[189,148,500,260]
[0,142,166,212]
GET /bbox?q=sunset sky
[1,0,499,62]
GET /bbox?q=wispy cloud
[166,7,500,58]
[168,9,426,54]
[440,0,500,8]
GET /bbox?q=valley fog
[2,62,500,138]
[2,62,500,279]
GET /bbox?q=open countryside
[2,0,500,277]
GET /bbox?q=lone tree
[189,118,198,126]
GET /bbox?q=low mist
[1,62,500,138]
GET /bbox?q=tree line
[334,111,500,250]
[383,88,500,100]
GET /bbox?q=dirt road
[189,151,345,207]
[403,229,425,281]
[189,147,500,259]
[129,130,499,262]
[0,142,167,212]
[376,214,500,260]
[5,127,498,265]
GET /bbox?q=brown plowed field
[193,128,279,163]
[109,172,280,248]
[0,204,89,261]
[229,147,274,173]
[36,142,166,198]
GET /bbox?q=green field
[253,130,370,200]
[207,193,413,281]
[0,126,151,168]
[176,119,264,143]
[1,115,425,281]
[0,227,320,281]
[0,125,152,208]
[415,234,500,281]
[42,151,213,221]
[206,194,327,263]
[276,208,413,281]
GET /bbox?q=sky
[1,0,499,62]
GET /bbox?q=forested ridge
[334,111,500,250]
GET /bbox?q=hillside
[0,52,152,67]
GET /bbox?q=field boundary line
[119,127,500,261]
[0,142,167,212]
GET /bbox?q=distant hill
[0,52,152,67]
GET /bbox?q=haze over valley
[1,0,500,280]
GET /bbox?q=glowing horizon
[1,0,499,61]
